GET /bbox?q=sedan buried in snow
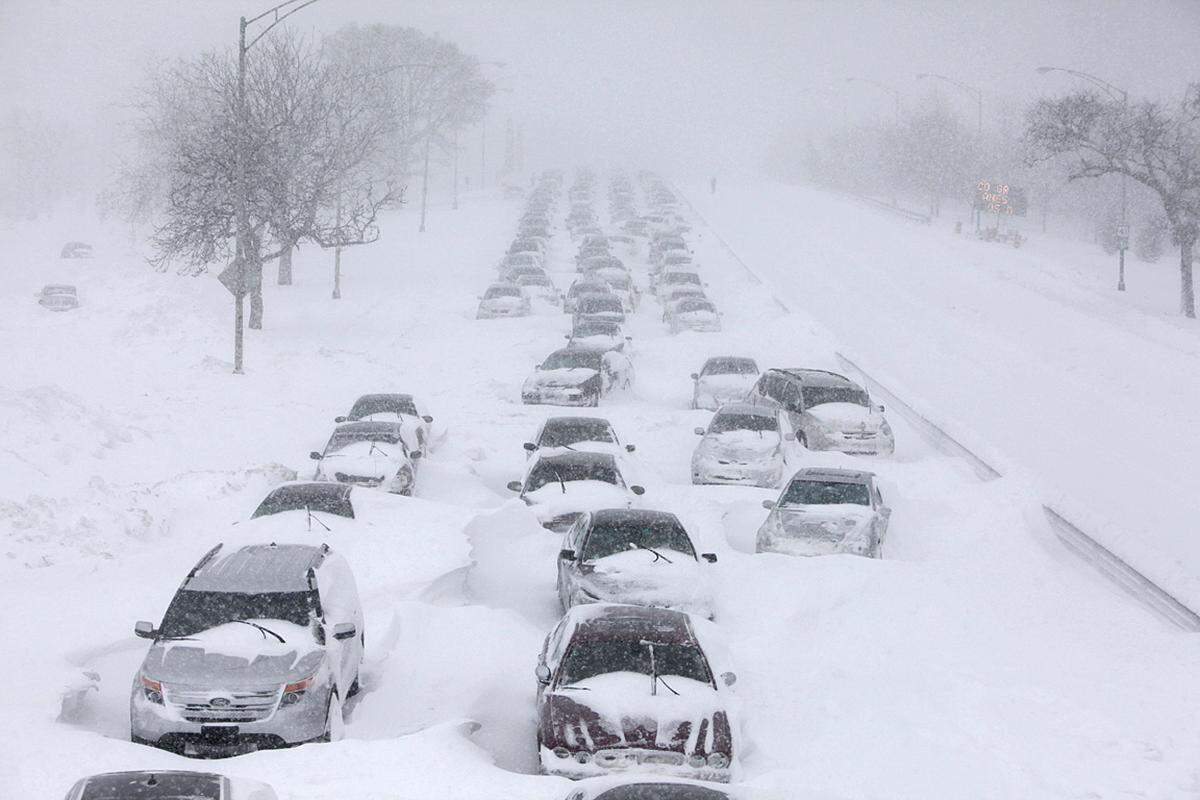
[756,467,891,557]
[666,298,721,333]
[310,421,421,495]
[524,415,637,460]
[335,393,434,452]
[522,347,633,407]
[508,451,645,532]
[691,357,759,411]
[746,368,894,456]
[691,404,793,488]
[477,283,532,319]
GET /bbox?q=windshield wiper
[552,468,567,494]
[305,505,332,533]
[233,620,286,644]
[629,541,673,564]
[368,442,388,458]
[639,640,680,697]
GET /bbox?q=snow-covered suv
[130,542,363,756]
[746,368,894,456]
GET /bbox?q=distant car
[499,252,544,279]
[745,368,895,456]
[756,467,891,557]
[560,777,735,800]
[522,347,634,406]
[60,241,93,259]
[62,771,278,800]
[565,279,614,313]
[130,542,363,756]
[567,319,629,353]
[659,250,695,270]
[524,415,636,459]
[655,270,705,297]
[510,237,547,258]
[667,298,721,333]
[574,293,626,327]
[38,283,80,311]
[335,392,434,452]
[578,254,625,274]
[691,403,794,487]
[518,273,562,305]
[556,509,717,617]
[310,420,422,495]
[691,357,760,410]
[535,604,736,782]
[508,451,645,531]
[660,284,708,312]
[477,283,532,319]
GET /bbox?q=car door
[315,554,364,694]
[780,380,806,437]
[557,515,589,608]
[873,482,892,538]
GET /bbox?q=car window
[540,419,615,446]
[526,459,620,492]
[484,286,522,299]
[709,411,778,434]
[782,381,804,413]
[252,484,354,519]
[159,589,318,638]
[78,773,225,800]
[802,385,870,408]
[558,639,712,686]
[350,395,418,418]
[781,479,871,506]
[325,429,406,454]
[581,516,697,561]
[542,350,603,370]
[704,358,758,376]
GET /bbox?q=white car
[691,356,760,410]
[745,368,895,456]
[518,273,562,305]
[523,415,637,460]
[62,771,278,800]
[507,451,645,531]
[310,421,422,495]
[667,298,721,333]
[477,283,532,319]
[691,403,794,487]
[335,393,434,452]
[522,347,634,407]
[566,319,630,353]
[756,467,891,557]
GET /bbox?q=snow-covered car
[562,777,738,800]
[62,771,278,800]
[567,319,630,353]
[649,235,689,265]
[756,467,891,557]
[477,283,532,319]
[691,357,759,410]
[508,451,645,531]
[519,273,563,305]
[746,368,895,456]
[659,250,696,271]
[595,271,639,311]
[557,509,717,617]
[522,347,634,407]
[510,236,547,259]
[524,415,637,459]
[499,252,545,279]
[38,284,80,311]
[310,421,421,495]
[660,284,707,313]
[60,241,94,259]
[655,270,705,297]
[574,293,626,327]
[667,298,721,333]
[130,542,363,756]
[579,254,625,274]
[335,392,434,452]
[535,604,737,782]
[565,279,614,313]
[691,403,794,487]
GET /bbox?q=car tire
[587,392,600,407]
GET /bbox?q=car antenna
[552,467,567,494]
[305,505,331,533]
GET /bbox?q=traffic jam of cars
[74,168,897,800]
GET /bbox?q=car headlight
[707,752,730,769]
[842,516,858,527]
[281,674,315,706]
[140,674,163,705]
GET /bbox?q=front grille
[166,685,281,723]
[840,431,876,440]
[334,472,383,486]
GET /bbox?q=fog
[3,0,1197,190]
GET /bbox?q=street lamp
[1036,65,1129,291]
[845,76,901,123]
[915,72,983,134]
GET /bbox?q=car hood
[769,504,876,550]
[524,481,631,519]
[570,335,622,351]
[696,374,756,398]
[319,442,407,478]
[582,550,712,615]
[481,296,526,308]
[805,403,880,428]
[526,368,600,389]
[143,620,322,687]
[699,431,781,460]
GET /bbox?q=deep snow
[2,180,1199,799]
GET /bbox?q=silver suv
[130,542,364,756]
[746,368,894,456]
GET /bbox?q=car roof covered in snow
[773,368,859,389]
[74,771,227,800]
[704,355,756,369]
[789,467,875,484]
[186,543,327,593]
[714,402,776,418]
[544,415,612,430]
[590,508,682,528]
[332,420,405,435]
[251,481,355,519]
[566,602,696,645]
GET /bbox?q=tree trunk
[1181,234,1196,318]
[249,285,263,329]
[277,241,294,286]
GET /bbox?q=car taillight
[707,752,730,769]
[140,675,163,705]
[281,675,313,706]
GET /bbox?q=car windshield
[574,321,620,337]
[677,300,715,313]
[571,283,610,297]
[781,479,870,506]
[704,358,757,376]
[158,589,316,638]
[325,429,405,453]
[541,350,603,370]
[350,395,418,418]
[594,786,729,800]
[485,286,522,299]
[525,459,619,492]
[709,411,777,434]
[252,484,354,519]
[559,639,712,686]
[520,276,550,286]
[582,516,696,560]
[580,296,623,313]
[541,419,615,446]
[803,385,869,408]
[665,273,701,285]
[507,253,537,265]
[80,773,224,800]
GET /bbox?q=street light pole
[1036,65,1129,291]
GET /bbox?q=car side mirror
[784,432,796,441]
[876,404,885,413]
[134,620,156,639]
[507,480,523,492]
[564,334,571,339]
[423,415,434,423]
[630,485,645,496]
[690,373,699,380]
[761,499,776,510]
[625,444,636,452]
[559,549,576,561]
[535,663,552,684]
[332,622,357,641]
[702,553,718,563]
[523,442,538,452]
[693,427,705,436]
[409,450,423,460]
[721,671,737,687]
[334,415,347,423]
[309,451,323,460]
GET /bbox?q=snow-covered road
[2,180,1199,799]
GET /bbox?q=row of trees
[109,23,493,330]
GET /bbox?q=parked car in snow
[310,421,422,495]
[574,293,626,326]
[659,284,708,313]
[335,393,434,452]
[477,283,532,319]
[499,251,544,279]
[565,279,614,313]
[745,369,894,456]
[567,319,629,353]
[756,467,891,558]
[60,241,93,259]
[524,415,636,460]
[62,771,278,800]
[510,236,547,258]
[508,451,645,531]
[518,273,563,305]
[522,347,634,407]
[130,542,363,756]
[38,284,80,311]
[691,403,794,487]
[535,603,736,782]
[556,509,717,617]
[666,298,721,333]
[594,271,639,311]
[655,270,705,297]
[691,357,760,410]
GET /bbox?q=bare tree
[1026,86,1200,316]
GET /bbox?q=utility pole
[233,15,249,374]
[419,134,431,232]
[452,126,459,210]
[480,116,486,190]
[332,196,343,299]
